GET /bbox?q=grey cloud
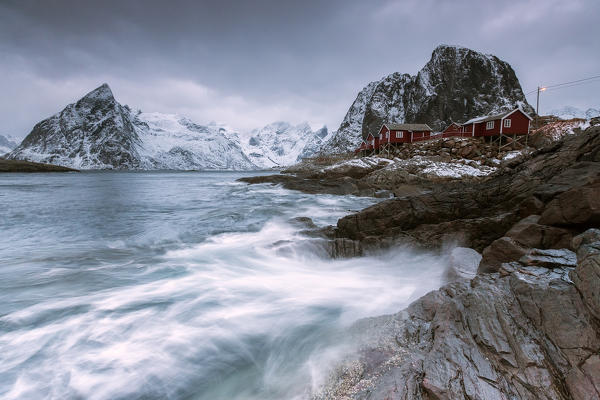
[1,0,599,138]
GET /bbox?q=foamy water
[0,171,447,399]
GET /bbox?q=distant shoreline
[0,159,79,173]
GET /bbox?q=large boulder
[505,214,574,249]
[539,183,600,227]
[478,236,529,273]
[445,247,481,281]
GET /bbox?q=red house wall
[501,110,531,135]
[476,119,501,137]
[389,130,410,144]
[411,131,432,142]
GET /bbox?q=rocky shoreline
[238,136,517,198]
[242,126,600,399]
[313,230,600,399]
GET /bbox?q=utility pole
[536,86,546,129]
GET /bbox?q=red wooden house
[377,123,433,145]
[461,108,532,138]
[441,122,466,137]
[355,140,368,154]
[365,132,380,150]
[353,108,532,155]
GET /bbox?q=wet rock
[518,195,545,218]
[478,236,529,273]
[329,238,363,258]
[505,214,574,249]
[539,182,600,227]
[570,229,600,320]
[519,248,577,268]
[373,189,393,198]
[391,184,429,198]
[445,247,481,282]
[315,264,600,400]
[288,216,317,229]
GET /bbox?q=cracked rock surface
[314,230,600,400]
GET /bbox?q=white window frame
[486,121,494,130]
[386,131,389,138]
[396,131,403,138]
[504,119,511,128]
[371,139,375,146]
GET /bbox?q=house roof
[462,108,533,125]
[384,123,432,131]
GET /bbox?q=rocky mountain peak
[323,45,533,154]
[79,83,115,104]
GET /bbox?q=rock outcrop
[314,230,600,399]
[239,136,512,197]
[331,126,600,257]
[324,45,533,153]
[313,126,600,400]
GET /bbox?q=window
[504,119,511,128]
[371,140,375,146]
[386,131,389,138]
[396,131,403,138]
[486,121,494,130]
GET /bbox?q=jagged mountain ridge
[548,106,600,120]
[0,135,19,156]
[9,84,146,169]
[8,84,325,170]
[324,45,534,153]
[237,122,330,169]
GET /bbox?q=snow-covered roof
[462,108,533,125]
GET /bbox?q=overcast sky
[1,0,599,138]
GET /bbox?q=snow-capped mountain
[133,113,255,170]
[548,106,600,120]
[0,135,19,156]
[323,45,534,153]
[8,84,256,170]
[238,122,330,168]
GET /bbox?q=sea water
[0,171,446,399]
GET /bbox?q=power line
[524,73,600,95]
[544,74,600,89]
[544,79,600,92]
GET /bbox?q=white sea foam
[1,220,446,400]
[0,172,447,400]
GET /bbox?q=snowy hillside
[238,122,330,169]
[0,135,19,156]
[7,84,256,170]
[548,106,600,120]
[7,84,333,170]
[323,45,533,154]
[133,113,255,170]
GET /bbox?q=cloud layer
[1,0,599,137]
